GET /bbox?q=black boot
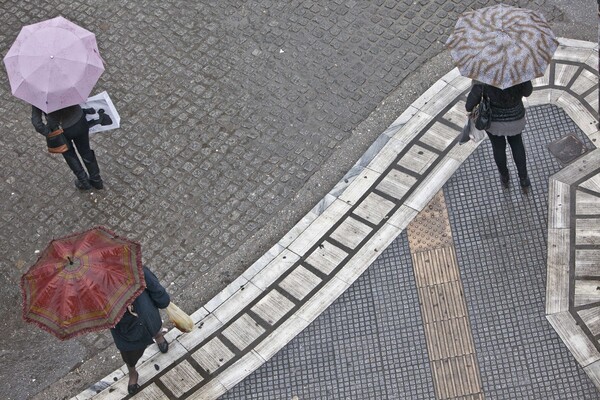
[520,176,531,193]
[74,178,92,190]
[500,172,510,188]
[63,153,92,190]
[82,150,103,190]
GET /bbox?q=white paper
[81,91,121,134]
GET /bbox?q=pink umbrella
[3,16,104,113]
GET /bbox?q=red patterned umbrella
[21,226,145,340]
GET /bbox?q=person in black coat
[466,81,533,189]
[31,104,104,190]
[110,266,170,395]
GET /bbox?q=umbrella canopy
[3,16,104,113]
[446,4,558,89]
[21,226,145,340]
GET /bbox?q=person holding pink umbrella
[3,16,105,190]
[31,104,103,190]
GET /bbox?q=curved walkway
[547,149,600,384]
[75,38,598,399]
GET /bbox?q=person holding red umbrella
[110,266,170,395]
[20,227,171,396]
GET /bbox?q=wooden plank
[159,360,203,398]
[548,179,571,229]
[131,383,168,400]
[552,149,600,185]
[579,173,600,193]
[441,101,469,130]
[574,280,600,307]
[287,199,351,256]
[353,192,396,225]
[420,85,463,118]
[407,189,483,399]
[556,92,599,137]
[420,121,458,151]
[554,63,580,87]
[191,337,235,375]
[338,168,381,206]
[571,72,598,97]
[576,218,600,246]
[376,169,418,200]
[221,314,266,350]
[305,240,348,275]
[578,306,600,336]
[250,289,295,326]
[397,144,438,175]
[576,249,600,277]
[329,216,372,249]
[547,312,600,366]
[546,228,571,314]
[278,265,322,301]
[576,190,600,215]
[431,355,482,399]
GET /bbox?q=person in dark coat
[31,104,103,190]
[110,266,170,395]
[466,80,533,189]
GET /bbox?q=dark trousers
[61,115,100,182]
[486,132,528,179]
[120,348,146,368]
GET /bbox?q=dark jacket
[110,267,170,352]
[465,81,533,122]
[31,105,84,136]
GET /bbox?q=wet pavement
[0,1,596,400]
[220,105,600,400]
[70,40,600,400]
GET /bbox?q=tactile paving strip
[407,190,454,252]
[407,190,484,399]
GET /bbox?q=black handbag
[474,85,492,130]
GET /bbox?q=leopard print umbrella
[446,4,558,89]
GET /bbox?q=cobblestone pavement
[0,0,593,399]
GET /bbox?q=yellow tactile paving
[407,190,484,400]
